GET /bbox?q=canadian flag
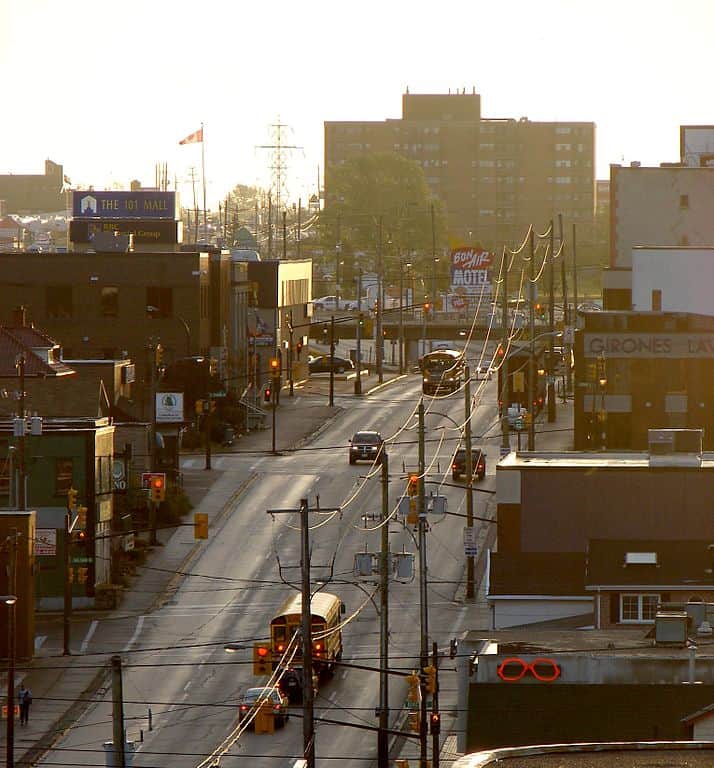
[179,127,203,145]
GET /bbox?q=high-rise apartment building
[325,91,596,249]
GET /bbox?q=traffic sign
[463,526,478,556]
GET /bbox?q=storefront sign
[36,529,57,556]
[584,333,714,358]
[156,392,184,423]
[72,190,176,219]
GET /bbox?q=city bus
[270,591,345,701]
[420,348,465,395]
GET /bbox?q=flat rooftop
[497,451,714,469]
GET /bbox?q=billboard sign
[72,190,176,219]
[450,247,494,293]
[70,218,180,245]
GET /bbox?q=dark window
[146,287,172,318]
[100,286,119,317]
[680,194,689,209]
[46,286,73,319]
[652,289,662,311]
[55,458,73,496]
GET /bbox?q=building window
[100,286,119,317]
[621,593,659,623]
[55,458,74,496]
[680,194,689,209]
[46,286,73,319]
[652,289,662,311]
[146,287,173,318]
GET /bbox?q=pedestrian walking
[18,683,32,725]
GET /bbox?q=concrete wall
[632,247,714,314]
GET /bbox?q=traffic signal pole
[499,251,511,454]
[528,231,536,451]
[417,399,429,768]
[464,366,475,600]
[378,451,390,767]
[547,221,556,423]
[431,640,440,768]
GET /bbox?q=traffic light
[194,512,208,539]
[358,313,364,328]
[535,302,546,321]
[253,642,272,675]
[423,665,437,694]
[269,357,280,375]
[150,474,166,503]
[407,473,419,497]
[406,671,421,705]
[423,302,432,315]
[430,711,441,735]
[263,385,272,403]
[296,340,303,358]
[67,487,78,511]
[155,343,164,368]
[76,505,87,531]
[71,528,87,545]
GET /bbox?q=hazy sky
[3,0,712,210]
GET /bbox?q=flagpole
[201,122,207,243]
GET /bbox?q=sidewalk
[1,370,405,767]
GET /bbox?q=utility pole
[335,213,342,310]
[15,353,26,510]
[329,315,336,407]
[355,270,363,395]
[297,198,302,259]
[571,223,578,400]
[63,505,72,656]
[111,655,126,768]
[500,251,510,454]
[6,529,17,768]
[378,451,390,767]
[266,498,340,768]
[288,310,294,397]
[547,220,556,422]
[558,214,569,402]
[417,399,428,768]
[431,640,440,768]
[464,366,475,599]
[282,209,287,259]
[528,230,536,451]
[399,262,404,375]
[376,216,384,384]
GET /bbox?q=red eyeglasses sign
[497,657,561,683]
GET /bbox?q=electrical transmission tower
[257,119,302,213]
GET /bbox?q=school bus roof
[272,591,342,622]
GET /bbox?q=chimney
[12,305,27,328]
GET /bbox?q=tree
[319,153,447,282]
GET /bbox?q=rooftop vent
[648,429,703,468]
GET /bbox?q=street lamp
[4,593,18,768]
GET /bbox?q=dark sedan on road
[308,355,355,374]
[238,686,290,727]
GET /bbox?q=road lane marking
[80,620,99,653]
[123,615,145,652]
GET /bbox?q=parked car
[349,431,385,465]
[238,686,289,727]
[308,355,355,374]
[312,295,353,311]
[452,448,486,482]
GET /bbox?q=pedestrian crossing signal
[263,386,272,403]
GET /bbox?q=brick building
[325,91,596,247]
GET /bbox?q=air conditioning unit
[654,611,688,647]
[648,429,703,467]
